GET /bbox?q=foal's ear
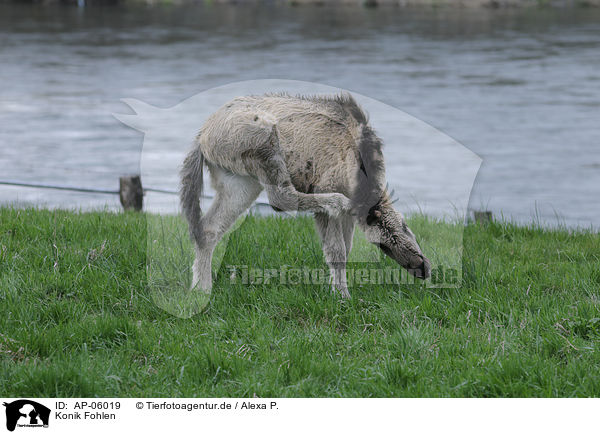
[366,208,382,226]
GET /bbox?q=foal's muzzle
[407,255,431,279]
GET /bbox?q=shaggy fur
[180,93,430,298]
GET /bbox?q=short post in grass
[474,210,493,225]
[119,175,143,211]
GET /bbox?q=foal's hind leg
[192,165,262,292]
[252,154,352,217]
[240,125,352,216]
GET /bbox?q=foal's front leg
[314,213,351,299]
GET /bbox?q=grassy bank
[0,207,599,397]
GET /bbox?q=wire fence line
[0,179,205,198]
[0,179,119,195]
[0,179,272,208]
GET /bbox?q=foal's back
[200,94,364,194]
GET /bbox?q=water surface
[1,4,599,227]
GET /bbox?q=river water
[1,3,599,228]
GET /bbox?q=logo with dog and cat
[3,400,50,432]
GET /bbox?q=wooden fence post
[119,175,143,211]
[474,210,493,224]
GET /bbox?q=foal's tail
[180,144,205,246]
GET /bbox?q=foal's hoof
[332,287,351,300]
[338,195,353,213]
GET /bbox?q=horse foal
[180,93,431,299]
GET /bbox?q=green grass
[145,209,462,318]
[0,206,599,397]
